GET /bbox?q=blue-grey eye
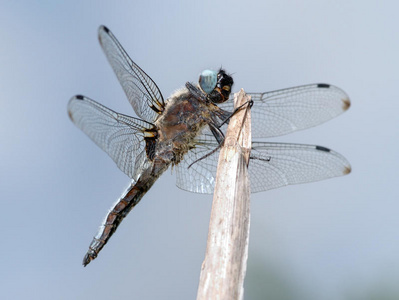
[199,69,217,94]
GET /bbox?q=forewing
[98,25,165,122]
[249,142,351,193]
[68,95,154,180]
[175,136,351,194]
[219,84,350,138]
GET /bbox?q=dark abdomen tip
[82,251,96,267]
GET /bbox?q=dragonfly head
[198,69,234,104]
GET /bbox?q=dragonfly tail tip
[82,251,96,267]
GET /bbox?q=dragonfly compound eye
[199,69,218,95]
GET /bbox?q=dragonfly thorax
[153,89,211,165]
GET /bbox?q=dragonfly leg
[218,98,253,127]
[185,82,208,103]
[187,122,225,169]
[188,98,252,169]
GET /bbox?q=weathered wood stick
[197,89,252,300]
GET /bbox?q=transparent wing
[175,137,351,194]
[68,95,155,181]
[175,133,220,194]
[98,25,165,123]
[219,84,350,138]
[249,142,351,193]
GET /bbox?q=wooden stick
[197,89,252,300]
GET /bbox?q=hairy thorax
[153,88,211,165]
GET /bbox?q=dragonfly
[68,25,351,267]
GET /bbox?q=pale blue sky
[1,1,398,299]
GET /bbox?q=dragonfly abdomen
[82,163,168,267]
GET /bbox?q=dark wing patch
[68,95,155,180]
[317,83,330,88]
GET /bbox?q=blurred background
[1,1,398,299]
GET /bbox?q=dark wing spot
[76,95,84,100]
[98,26,109,46]
[317,83,330,88]
[101,25,109,33]
[315,145,331,152]
[150,104,162,114]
